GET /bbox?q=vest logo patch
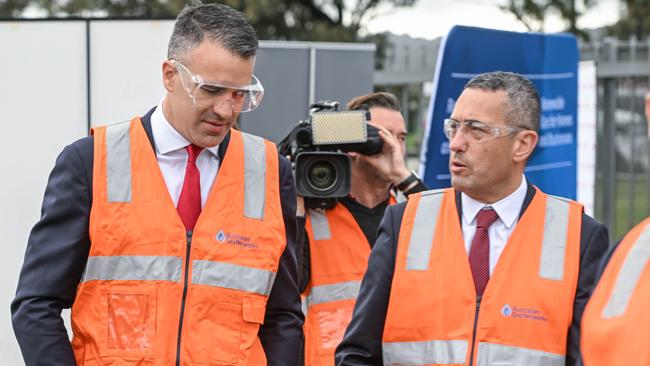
[501,304,548,322]
[501,304,512,317]
[215,230,257,249]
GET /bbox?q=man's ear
[162,60,176,93]
[512,130,539,163]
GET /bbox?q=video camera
[278,101,384,209]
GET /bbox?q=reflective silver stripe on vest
[539,196,571,281]
[602,224,650,318]
[476,342,564,366]
[309,209,331,240]
[242,133,266,220]
[81,255,182,282]
[382,340,468,365]
[406,189,445,271]
[105,121,132,203]
[192,260,276,296]
[306,280,361,306]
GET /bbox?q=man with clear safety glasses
[12,3,303,366]
[336,71,608,366]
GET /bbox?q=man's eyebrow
[462,119,484,124]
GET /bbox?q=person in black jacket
[11,4,302,365]
[298,92,428,365]
[335,72,609,366]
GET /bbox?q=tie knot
[476,207,498,228]
[186,144,203,164]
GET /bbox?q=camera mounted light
[310,110,370,145]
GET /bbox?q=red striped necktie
[468,207,499,296]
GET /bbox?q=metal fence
[584,39,650,241]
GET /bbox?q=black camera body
[278,101,383,209]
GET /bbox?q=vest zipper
[175,230,193,366]
[468,295,482,366]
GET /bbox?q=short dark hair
[465,71,540,132]
[347,92,401,112]
[168,3,258,62]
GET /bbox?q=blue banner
[419,26,578,199]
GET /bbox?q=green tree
[2,0,416,43]
[499,0,597,39]
[607,0,650,40]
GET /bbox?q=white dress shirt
[461,176,528,275]
[150,102,220,208]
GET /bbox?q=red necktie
[468,207,499,296]
[177,144,203,231]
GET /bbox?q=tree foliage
[607,0,650,40]
[1,0,416,43]
[499,0,597,40]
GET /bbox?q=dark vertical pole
[602,77,617,242]
[86,20,91,133]
[628,78,637,229]
[646,81,650,219]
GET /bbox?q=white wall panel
[89,20,174,126]
[0,20,88,364]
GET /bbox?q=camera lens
[307,160,338,192]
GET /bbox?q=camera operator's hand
[349,124,411,186]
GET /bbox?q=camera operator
[298,92,428,365]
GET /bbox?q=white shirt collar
[461,175,528,229]
[151,99,220,158]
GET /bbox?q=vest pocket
[213,302,243,365]
[242,294,266,324]
[240,295,267,364]
[313,300,355,352]
[211,296,266,364]
[101,286,157,358]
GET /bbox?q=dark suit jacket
[335,184,609,366]
[11,108,304,365]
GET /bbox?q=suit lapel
[140,107,156,148]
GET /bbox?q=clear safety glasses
[171,60,264,113]
[443,118,526,143]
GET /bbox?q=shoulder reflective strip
[476,342,564,366]
[105,121,132,203]
[602,224,650,318]
[539,196,571,281]
[382,340,468,365]
[406,190,445,271]
[305,280,361,306]
[309,209,331,240]
[242,133,266,220]
[192,260,276,296]
[81,256,182,282]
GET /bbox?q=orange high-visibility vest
[581,217,650,366]
[303,197,395,366]
[382,188,582,366]
[70,118,286,365]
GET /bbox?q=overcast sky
[363,0,621,40]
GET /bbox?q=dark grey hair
[168,3,258,62]
[347,92,401,112]
[465,71,540,132]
